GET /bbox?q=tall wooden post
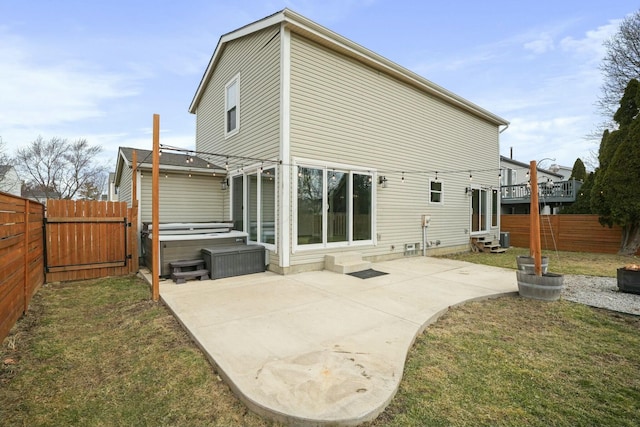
[131,150,139,274]
[529,160,542,276]
[152,115,160,301]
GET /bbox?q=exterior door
[471,187,489,233]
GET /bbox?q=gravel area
[562,274,640,316]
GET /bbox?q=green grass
[0,276,280,427]
[442,246,639,277]
[364,298,640,427]
[2,267,640,426]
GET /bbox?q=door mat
[348,269,389,279]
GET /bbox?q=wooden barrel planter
[516,255,549,274]
[516,270,564,301]
[617,267,640,294]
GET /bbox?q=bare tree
[598,10,640,120]
[15,136,107,200]
[0,137,10,180]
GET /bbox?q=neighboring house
[107,172,118,202]
[500,156,581,214]
[0,165,21,197]
[548,163,573,180]
[188,8,509,274]
[20,189,61,204]
[113,147,227,231]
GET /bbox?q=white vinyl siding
[118,165,133,208]
[195,26,281,165]
[140,173,225,223]
[289,33,500,266]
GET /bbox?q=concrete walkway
[153,257,517,426]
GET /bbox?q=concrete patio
[146,256,517,426]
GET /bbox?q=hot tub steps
[170,259,209,284]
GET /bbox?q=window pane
[328,171,347,243]
[471,189,480,232]
[492,190,498,227]
[226,82,236,109]
[261,169,275,244]
[297,167,323,245]
[248,174,258,241]
[227,107,236,132]
[232,175,243,231]
[353,174,372,241]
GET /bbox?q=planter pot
[617,268,640,295]
[516,270,564,301]
[516,255,548,274]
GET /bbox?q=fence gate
[45,200,137,282]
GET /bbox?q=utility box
[201,245,266,279]
[500,232,510,248]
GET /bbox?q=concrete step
[325,253,371,274]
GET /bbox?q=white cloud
[0,30,139,146]
[524,33,555,54]
[560,18,621,60]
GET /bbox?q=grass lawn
[442,246,639,277]
[0,276,280,427]
[2,265,639,426]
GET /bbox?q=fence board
[500,214,640,255]
[45,200,136,282]
[0,192,44,344]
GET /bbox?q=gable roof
[114,147,225,185]
[189,8,509,127]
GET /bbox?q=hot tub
[142,222,249,277]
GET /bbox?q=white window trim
[292,159,376,253]
[229,164,277,251]
[224,73,240,138]
[429,178,444,205]
[470,185,493,236]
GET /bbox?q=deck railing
[501,179,582,204]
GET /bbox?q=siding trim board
[279,24,292,267]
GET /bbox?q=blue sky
[1,0,637,171]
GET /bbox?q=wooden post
[152,115,160,301]
[529,160,542,276]
[23,199,29,313]
[131,150,139,273]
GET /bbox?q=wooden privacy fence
[500,214,639,255]
[0,193,44,344]
[45,200,138,282]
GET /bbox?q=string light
[156,144,513,182]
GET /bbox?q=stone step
[325,253,371,274]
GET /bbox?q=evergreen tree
[569,158,587,182]
[561,172,594,214]
[591,79,640,254]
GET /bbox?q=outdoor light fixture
[378,176,388,188]
[221,178,229,190]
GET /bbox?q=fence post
[23,198,29,313]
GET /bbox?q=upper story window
[225,74,240,137]
[429,179,443,204]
